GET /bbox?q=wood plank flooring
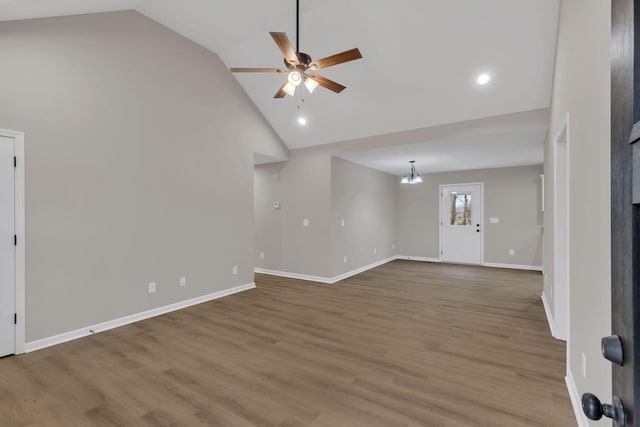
[0,260,575,426]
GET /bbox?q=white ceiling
[0,0,559,173]
[337,126,547,176]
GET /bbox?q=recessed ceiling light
[298,117,307,125]
[476,74,491,85]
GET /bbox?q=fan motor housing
[285,52,312,70]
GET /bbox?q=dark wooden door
[582,1,640,425]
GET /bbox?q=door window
[449,193,472,226]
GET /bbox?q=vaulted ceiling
[1,0,559,173]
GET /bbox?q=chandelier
[401,161,423,184]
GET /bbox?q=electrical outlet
[260,252,265,259]
[392,243,396,250]
[343,256,347,264]
[148,282,156,294]
[232,266,238,275]
[179,277,186,287]
[581,353,587,378]
[341,219,345,227]
[373,248,377,255]
[303,219,310,227]
[509,249,515,256]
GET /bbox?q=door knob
[582,393,626,425]
[601,335,623,366]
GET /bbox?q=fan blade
[274,80,288,98]
[307,74,346,93]
[230,68,287,73]
[270,32,299,65]
[310,48,362,70]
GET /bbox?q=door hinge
[14,235,17,246]
[14,313,17,324]
[441,250,443,255]
[13,156,16,167]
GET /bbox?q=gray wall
[280,149,333,277]
[543,0,612,420]
[255,155,539,277]
[254,152,397,279]
[254,162,285,271]
[254,148,332,277]
[329,157,396,277]
[397,165,543,267]
[0,11,287,342]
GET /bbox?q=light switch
[490,217,500,224]
[303,219,310,227]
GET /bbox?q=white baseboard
[541,292,558,338]
[255,256,396,284]
[330,256,396,283]
[482,262,543,271]
[256,257,541,284]
[25,282,256,353]
[254,268,332,284]
[394,256,542,272]
[541,292,567,341]
[566,371,589,427]
[394,255,442,263]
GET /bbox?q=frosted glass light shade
[304,77,319,93]
[288,71,302,86]
[283,82,296,96]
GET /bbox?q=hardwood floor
[0,260,575,426]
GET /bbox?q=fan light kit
[401,161,423,184]
[230,0,363,98]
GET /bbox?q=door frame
[553,113,570,342]
[439,182,485,265]
[609,0,640,423]
[0,128,25,355]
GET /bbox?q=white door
[440,183,483,264]
[0,136,15,357]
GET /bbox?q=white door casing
[0,136,15,356]
[440,183,484,265]
[0,129,25,355]
[552,114,569,342]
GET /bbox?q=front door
[440,183,483,265]
[581,1,639,425]
[0,135,15,357]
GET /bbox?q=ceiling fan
[229,0,363,98]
